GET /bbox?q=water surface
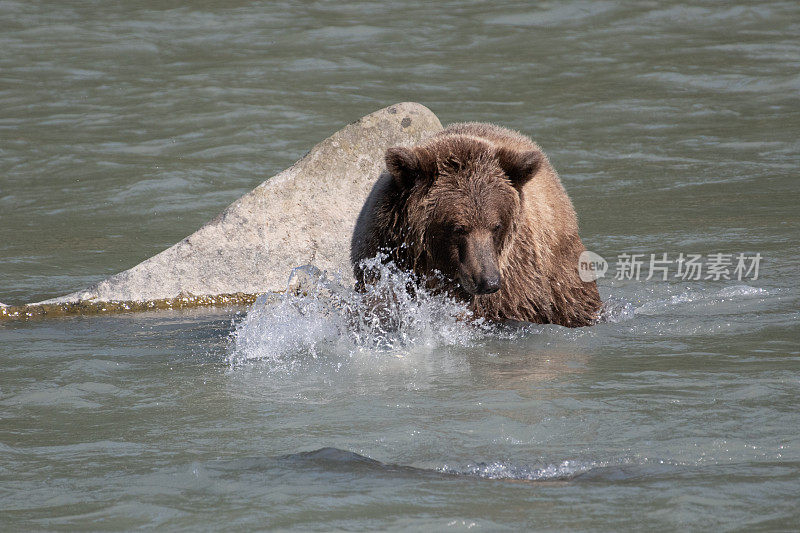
[1,1,799,530]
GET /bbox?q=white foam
[227,257,492,369]
[602,284,769,322]
[715,285,768,298]
[438,459,600,481]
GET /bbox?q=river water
[1,1,799,530]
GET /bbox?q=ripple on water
[234,447,689,484]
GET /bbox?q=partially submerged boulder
[1,103,443,319]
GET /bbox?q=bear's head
[385,136,541,296]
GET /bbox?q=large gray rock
[2,103,442,318]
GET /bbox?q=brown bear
[350,122,601,327]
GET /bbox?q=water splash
[228,255,772,368]
[227,257,492,369]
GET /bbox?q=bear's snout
[473,271,501,295]
[460,265,501,295]
[458,232,502,295]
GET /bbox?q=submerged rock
[2,103,442,319]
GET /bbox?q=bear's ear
[385,147,434,189]
[496,147,542,189]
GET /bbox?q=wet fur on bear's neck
[351,122,602,327]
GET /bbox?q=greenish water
[1,1,799,530]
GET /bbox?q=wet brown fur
[351,122,602,327]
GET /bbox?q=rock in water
[14,103,442,315]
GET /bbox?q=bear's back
[436,122,540,154]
